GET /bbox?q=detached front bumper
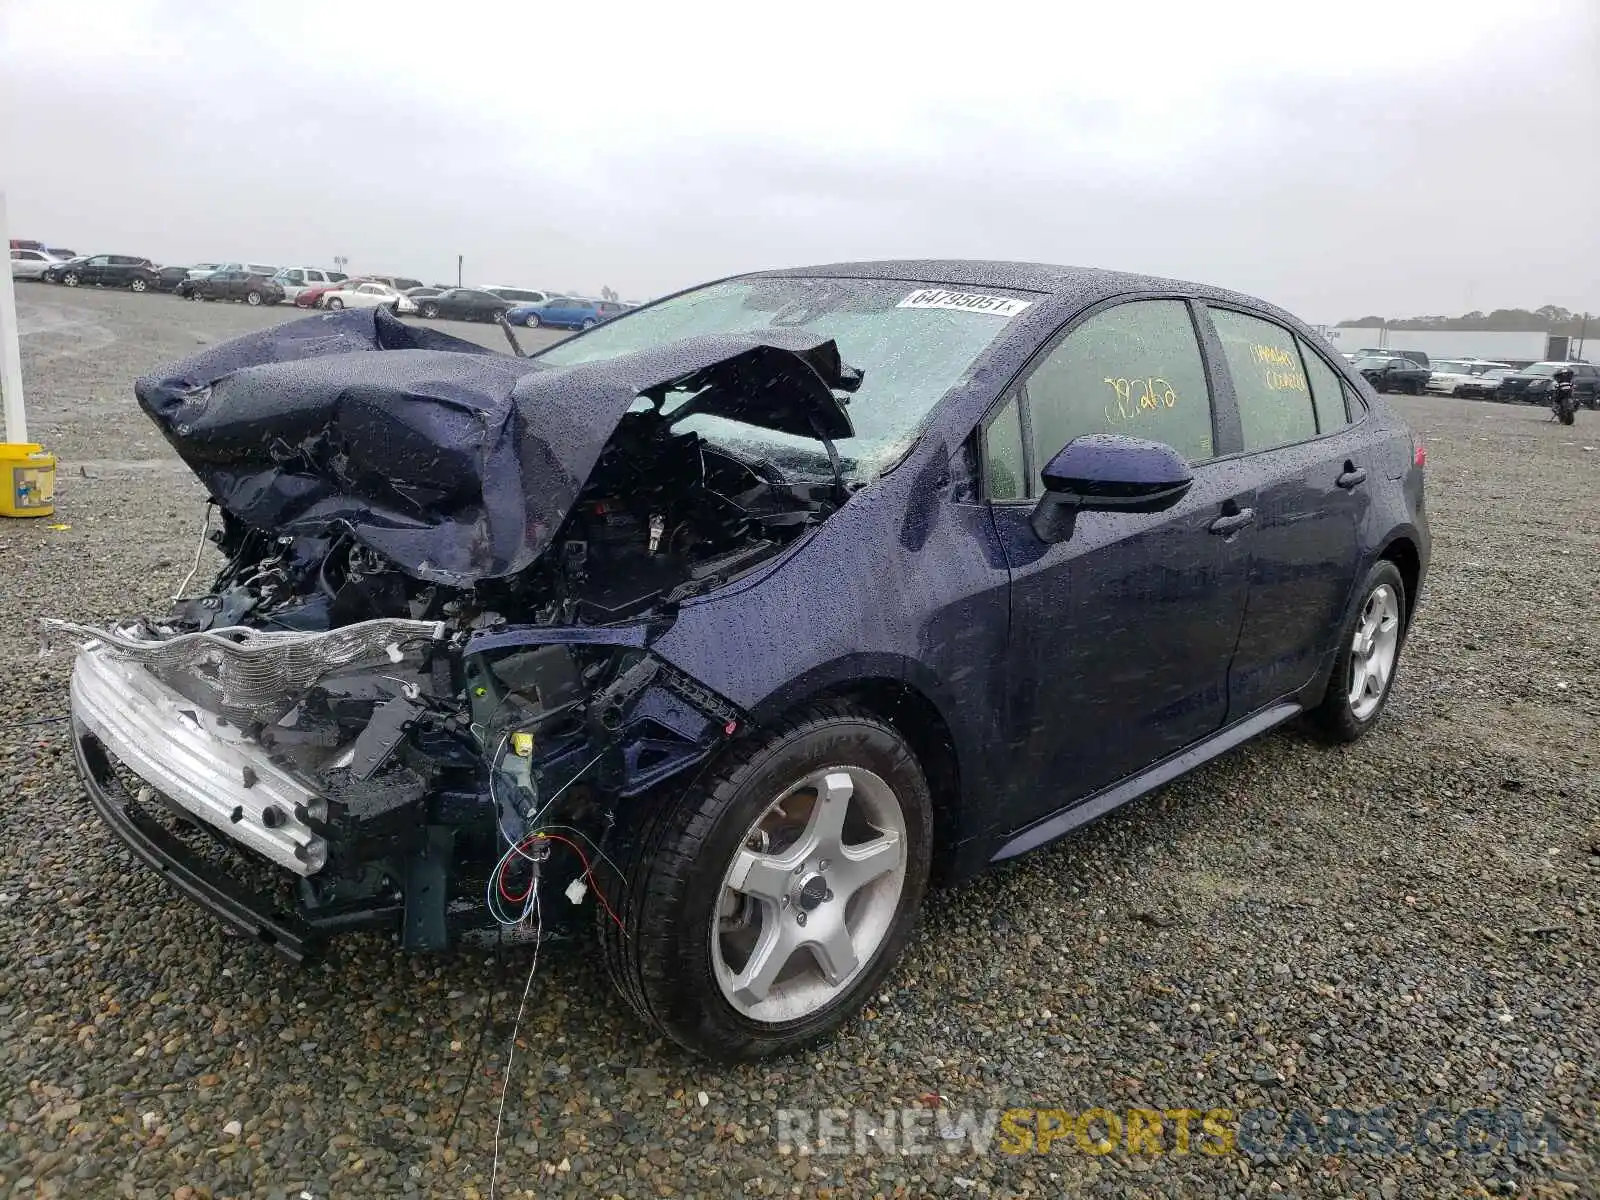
[70,645,329,874]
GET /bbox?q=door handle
[1336,464,1367,489]
[1208,508,1255,536]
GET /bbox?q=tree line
[1336,306,1593,335]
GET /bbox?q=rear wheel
[580,318,597,330]
[522,312,541,328]
[326,297,344,310]
[421,302,440,319]
[62,272,79,287]
[598,701,933,1060]
[1312,560,1407,742]
[130,277,148,293]
[245,290,262,306]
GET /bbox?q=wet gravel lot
[1,285,1596,1199]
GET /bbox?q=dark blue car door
[982,297,1255,830]
[1199,306,1367,717]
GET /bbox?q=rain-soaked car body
[61,261,1429,1059]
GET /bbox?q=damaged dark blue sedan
[59,261,1429,1059]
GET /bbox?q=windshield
[535,276,1031,480]
[1522,363,1563,376]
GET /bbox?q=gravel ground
[1,286,1596,1200]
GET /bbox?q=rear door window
[1207,308,1317,451]
[1022,298,1215,464]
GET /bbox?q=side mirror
[1030,434,1194,544]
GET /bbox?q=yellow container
[0,443,57,518]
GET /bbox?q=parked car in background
[155,266,189,292]
[412,287,509,322]
[40,256,89,283]
[1457,368,1515,400]
[1426,359,1512,396]
[362,274,425,292]
[1355,355,1431,395]
[1496,361,1600,407]
[320,281,418,313]
[1356,348,1430,368]
[188,262,278,282]
[65,259,1429,1059]
[481,285,550,307]
[10,248,63,280]
[178,269,286,306]
[272,267,349,303]
[295,277,367,309]
[54,254,162,291]
[508,296,626,329]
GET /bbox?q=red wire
[520,832,626,932]
[498,861,532,904]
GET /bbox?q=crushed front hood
[137,307,857,586]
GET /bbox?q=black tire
[421,302,440,319]
[130,277,148,293]
[598,700,933,1060]
[522,312,541,328]
[580,318,596,330]
[62,272,79,287]
[491,309,508,324]
[1372,377,1387,393]
[326,297,344,310]
[1311,560,1408,743]
[245,290,262,306]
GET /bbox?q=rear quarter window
[1298,339,1352,432]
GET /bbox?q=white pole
[0,191,27,446]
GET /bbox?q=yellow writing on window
[1104,376,1177,426]
[1249,343,1308,393]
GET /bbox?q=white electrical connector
[564,877,587,905]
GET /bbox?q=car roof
[746,259,1319,326]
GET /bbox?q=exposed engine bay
[174,411,831,636]
[56,311,862,957]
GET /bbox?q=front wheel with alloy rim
[421,302,440,319]
[522,312,541,328]
[130,278,147,293]
[1312,559,1407,742]
[580,318,596,330]
[245,291,262,306]
[62,273,79,287]
[598,701,932,1060]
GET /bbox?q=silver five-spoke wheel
[1348,583,1400,720]
[712,766,906,1024]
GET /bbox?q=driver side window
[1022,299,1215,467]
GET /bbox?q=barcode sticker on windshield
[897,288,1033,318]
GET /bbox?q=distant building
[1317,327,1571,366]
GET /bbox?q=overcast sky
[4,0,1597,321]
